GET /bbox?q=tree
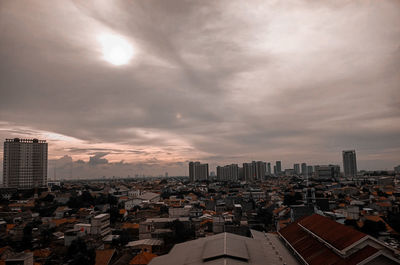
[66,238,95,265]
[361,220,386,237]
[22,223,33,249]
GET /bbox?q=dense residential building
[3,138,48,188]
[91,213,111,237]
[314,165,340,180]
[188,161,209,182]
[343,150,358,178]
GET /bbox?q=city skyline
[1,1,400,178]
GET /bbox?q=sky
[1,0,400,178]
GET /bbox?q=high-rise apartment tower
[3,138,48,188]
[342,150,357,178]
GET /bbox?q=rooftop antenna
[54,161,57,181]
[70,160,73,180]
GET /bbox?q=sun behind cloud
[97,33,134,66]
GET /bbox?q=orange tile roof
[129,252,157,265]
[6,224,15,232]
[0,246,10,256]
[376,202,391,208]
[119,209,126,215]
[122,223,139,229]
[51,218,77,227]
[273,206,286,215]
[33,249,51,258]
[95,249,115,265]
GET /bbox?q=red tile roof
[279,215,380,265]
[298,214,366,251]
[129,252,157,265]
[95,249,115,265]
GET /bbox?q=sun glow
[98,34,134,66]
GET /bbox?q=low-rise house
[5,252,33,265]
[168,206,191,218]
[126,239,163,254]
[138,192,160,203]
[54,206,71,219]
[139,217,189,240]
[74,223,91,236]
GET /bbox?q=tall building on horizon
[275,161,282,175]
[216,164,238,182]
[301,163,307,176]
[266,162,271,175]
[342,150,357,178]
[243,162,255,182]
[3,138,48,188]
[294,163,300,175]
[188,161,209,182]
[307,165,313,177]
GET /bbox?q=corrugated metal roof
[127,239,163,247]
[149,232,292,265]
[202,233,249,261]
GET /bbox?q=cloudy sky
[1,0,400,178]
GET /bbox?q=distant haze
[1,0,400,178]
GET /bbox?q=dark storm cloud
[1,0,400,177]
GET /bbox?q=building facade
[314,165,340,180]
[342,150,357,178]
[216,164,239,182]
[3,138,48,188]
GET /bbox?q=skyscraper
[254,161,266,180]
[342,150,357,178]
[301,163,307,176]
[307,165,313,177]
[266,162,271,175]
[188,161,209,182]
[294,164,300,175]
[3,138,48,188]
[275,161,282,175]
[243,162,255,182]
